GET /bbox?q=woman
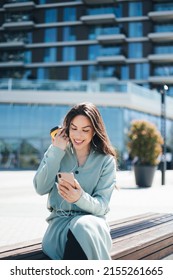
[33,102,117,260]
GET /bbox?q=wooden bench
[0,212,173,260]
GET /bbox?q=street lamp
[160,84,168,185]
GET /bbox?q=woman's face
[69,115,94,153]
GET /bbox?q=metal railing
[0,78,162,100]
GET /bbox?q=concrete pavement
[0,169,173,248]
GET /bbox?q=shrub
[127,120,163,166]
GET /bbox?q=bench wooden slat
[111,220,173,259]
[110,213,173,239]
[109,212,162,229]
[0,212,173,260]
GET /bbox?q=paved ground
[0,169,173,249]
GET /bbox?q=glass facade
[1,103,171,170]
[0,0,173,169]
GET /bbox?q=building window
[62,47,75,61]
[88,45,100,60]
[135,63,149,79]
[154,44,173,54]
[37,68,48,80]
[154,65,173,76]
[97,66,118,78]
[129,1,142,17]
[128,42,142,58]
[88,26,120,39]
[87,7,116,16]
[63,7,76,21]
[45,9,57,23]
[63,27,76,41]
[44,48,57,62]
[154,2,173,11]
[100,46,121,56]
[87,65,97,80]
[154,23,173,32]
[44,28,57,42]
[68,66,82,81]
[24,51,32,63]
[121,65,129,80]
[128,22,143,37]
[26,32,32,44]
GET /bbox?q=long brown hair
[63,102,117,158]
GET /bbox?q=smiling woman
[33,102,117,260]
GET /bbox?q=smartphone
[58,172,75,186]
[50,126,61,139]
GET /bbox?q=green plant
[127,120,163,166]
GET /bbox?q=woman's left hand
[58,178,82,203]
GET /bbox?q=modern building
[1,0,173,94]
[0,0,173,169]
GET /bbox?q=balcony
[97,55,126,64]
[149,76,173,85]
[0,41,25,49]
[83,0,116,4]
[2,20,35,30]
[0,61,24,68]
[148,11,173,22]
[148,54,173,63]
[97,34,126,45]
[3,1,36,11]
[80,14,116,25]
[148,32,173,42]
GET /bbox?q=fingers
[74,179,80,190]
[58,179,82,203]
[52,127,69,150]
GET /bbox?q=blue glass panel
[27,32,32,43]
[135,63,149,79]
[129,1,142,16]
[45,8,57,23]
[154,44,173,54]
[63,27,76,41]
[128,43,142,58]
[100,46,121,56]
[87,7,116,16]
[154,23,173,32]
[154,3,173,11]
[37,68,45,80]
[62,47,75,61]
[121,66,129,80]
[63,7,76,21]
[129,22,143,37]
[99,107,124,151]
[154,65,173,76]
[88,45,100,60]
[44,48,57,62]
[68,66,82,81]
[24,51,32,63]
[44,28,57,42]
[87,65,97,80]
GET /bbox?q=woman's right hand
[52,128,69,150]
